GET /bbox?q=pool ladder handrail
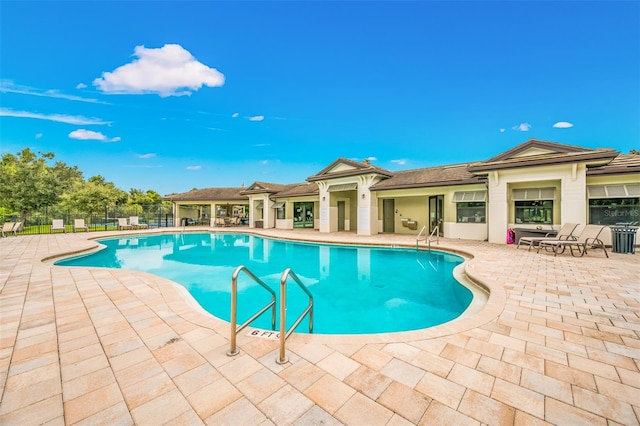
[277,267,314,364]
[416,225,427,250]
[416,225,440,251]
[227,265,277,356]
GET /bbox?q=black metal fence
[1,205,174,236]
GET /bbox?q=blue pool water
[55,233,472,334]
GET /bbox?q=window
[515,200,553,224]
[273,202,286,220]
[456,202,486,223]
[589,198,639,225]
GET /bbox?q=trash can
[610,224,638,254]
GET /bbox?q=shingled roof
[273,182,319,198]
[165,187,248,202]
[371,163,484,191]
[468,139,619,172]
[587,153,640,176]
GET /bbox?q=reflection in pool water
[56,233,473,334]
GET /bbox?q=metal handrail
[227,265,276,356]
[277,268,314,364]
[427,225,440,251]
[416,225,427,250]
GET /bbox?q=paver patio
[0,227,638,425]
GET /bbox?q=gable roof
[240,181,287,195]
[165,187,248,202]
[371,163,484,191]
[468,139,619,172]
[307,158,394,182]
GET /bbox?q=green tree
[60,175,128,223]
[128,188,162,205]
[0,148,82,218]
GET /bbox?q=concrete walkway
[0,227,638,425]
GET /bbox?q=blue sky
[1,1,638,196]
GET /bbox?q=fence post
[104,205,108,231]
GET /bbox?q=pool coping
[42,228,505,345]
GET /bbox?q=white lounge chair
[73,219,89,233]
[51,219,66,234]
[537,224,608,258]
[117,217,132,230]
[1,222,18,237]
[129,216,148,229]
[517,223,578,251]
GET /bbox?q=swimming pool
[55,233,473,334]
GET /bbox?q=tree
[0,148,82,218]
[60,175,128,223]
[128,188,162,205]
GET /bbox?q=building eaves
[307,158,394,182]
[371,163,483,191]
[241,181,287,195]
[164,187,248,202]
[468,150,619,173]
[587,154,640,176]
[272,182,319,198]
[484,138,599,162]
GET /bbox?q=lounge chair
[73,219,89,233]
[117,218,132,230]
[129,216,148,229]
[537,224,609,257]
[214,218,226,227]
[51,219,66,233]
[517,223,578,251]
[1,222,17,237]
[229,217,241,226]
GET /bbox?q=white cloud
[499,128,506,133]
[186,165,202,170]
[231,112,239,118]
[252,143,271,147]
[68,129,120,142]
[248,115,264,122]
[260,160,269,165]
[365,156,377,161]
[391,159,406,165]
[512,123,532,131]
[136,153,156,159]
[1,108,110,125]
[35,133,43,139]
[0,80,106,104]
[93,44,225,97]
[553,121,574,129]
[76,83,87,89]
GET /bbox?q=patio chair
[51,219,66,234]
[229,217,241,226]
[537,224,608,258]
[517,223,578,251]
[1,222,17,237]
[73,219,89,233]
[214,218,226,227]
[129,216,148,229]
[117,218,132,230]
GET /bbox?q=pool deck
[0,227,638,425]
